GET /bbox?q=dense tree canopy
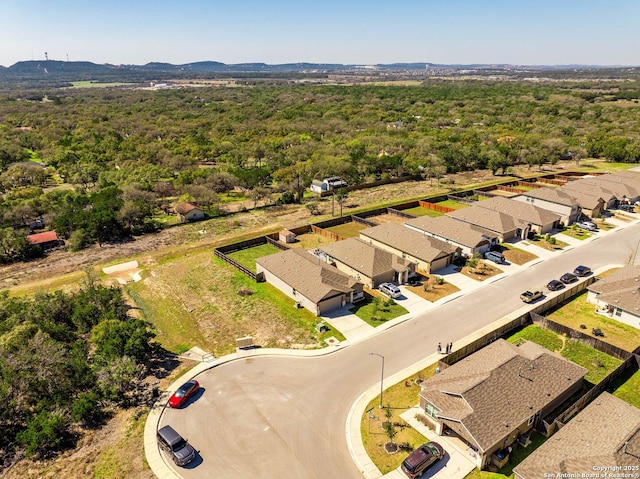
[0,280,156,462]
[0,78,638,257]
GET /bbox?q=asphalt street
[160,222,640,479]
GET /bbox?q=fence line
[352,215,378,227]
[265,236,290,251]
[388,207,417,219]
[310,225,345,242]
[418,201,455,213]
[214,249,263,281]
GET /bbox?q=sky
[0,0,638,68]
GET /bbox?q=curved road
[161,223,640,479]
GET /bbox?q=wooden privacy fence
[310,224,345,241]
[214,248,264,282]
[418,200,455,213]
[388,207,417,219]
[352,215,378,228]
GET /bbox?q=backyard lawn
[401,206,443,217]
[612,368,640,409]
[226,243,281,271]
[325,221,366,238]
[507,324,622,384]
[546,291,640,352]
[435,199,469,210]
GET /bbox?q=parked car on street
[573,265,591,277]
[560,272,578,284]
[401,441,445,479]
[576,221,597,231]
[379,282,401,299]
[546,279,565,291]
[157,425,196,466]
[168,379,200,409]
[520,290,543,303]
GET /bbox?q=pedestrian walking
[437,342,442,353]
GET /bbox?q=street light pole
[369,352,385,408]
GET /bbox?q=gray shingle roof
[446,205,517,234]
[587,265,640,316]
[405,215,495,249]
[514,392,640,478]
[319,237,411,278]
[472,196,561,227]
[256,249,358,303]
[420,339,587,452]
[519,187,579,207]
[359,223,459,263]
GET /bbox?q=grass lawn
[325,221,366,238]
[218,191,248,203]
[612,368,640,409]
[545,291,640,352]
[285,233,335,249]
[496,243,538,265]
[507,324,622,384]
[126,253,344,355]
[524,234,568,251]
[349,295,409,326]
[435,199,469,210]
[226,243,281,271]
[401,206,444,217]
[362,363,438,474]
[559,226,592,241]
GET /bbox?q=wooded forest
[0,78,639,261]
[0,276,156,465]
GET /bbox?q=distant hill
[0,59,636,84]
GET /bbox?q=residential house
[26,230,62,250]
[419,339,587,469]
[319,237,415,288]
[359,223,461,274]
[405,215,495,257]
[513,187,581,225]
[310,177,348,193]
[175,203,205,222]
[471,196,561,236]
[256,249,363,316]
[593,173,640,204]
[513,392,640,479]
[556,184,607,218]
[446,205,519,242]
[586,264,640,330]
[561,179,617,210]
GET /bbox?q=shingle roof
[26,230,59,245]
[562,180,617,202]
[420,339,587,452]
[405,215,495,249]
[472,196,561,228]
[514,392,640,478]
[359,223,458,263]
[446,205,517,234]
[587,265,640,316]
[319,237,411,278]
[581,176,640,199]
[175,202,203,214]
[519,187,579,207]
[256,249,358,303]
[557,186,606,210]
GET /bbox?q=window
[615,308,622,317]
[528,414,535,426]
[425,402,439,419]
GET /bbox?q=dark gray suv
[157,425,196,466]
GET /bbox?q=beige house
[405,215,495,257]
[513,188,581,225]
[562,180,617,210]
[472,196,561,236]
[419,339,587,469]
[175,203,205,222]
[256,249,363,316]
[359,223,460,274]
[446,205,519,242]
[586,264,640,330]
[514,392,640,479]
[319,237,414,288]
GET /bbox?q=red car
[168,380,200,408]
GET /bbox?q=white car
[576,221,597,231]
[378,283,401,299]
